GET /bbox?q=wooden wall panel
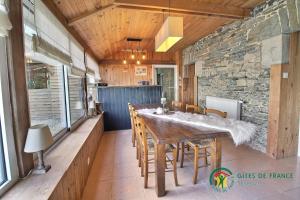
[8,0,33,177]
[100,64,153,86]
[48,114,104,200]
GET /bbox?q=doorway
[153,65,178,102]
[182,64,197,106]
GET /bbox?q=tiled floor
[82,130,300,200]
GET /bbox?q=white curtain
[0,2,12,37]
[35,0,70,55]
[70,36,85,71]
[86,54,100,80]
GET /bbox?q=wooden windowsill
[2,115,102,200]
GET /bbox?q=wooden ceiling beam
[42,0,100,62]
[114,0,251,19]
[99,59,176,65]
[68,4,116,26]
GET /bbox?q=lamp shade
[155,16,183,52]
[88,100,96,109]
[0,4,12,37]
[24,124,53,153]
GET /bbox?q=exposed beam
[99,59,176,65]
[68,4,116,26]
[42,0,99,63]
[114,0,250,19]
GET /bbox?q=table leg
[155,143,166,197]
[210,138,222,170]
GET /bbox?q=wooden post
[154,143,166,197]
[8,0,33,177]
[267,32,300,159]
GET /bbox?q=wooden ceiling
[50,0,265,62]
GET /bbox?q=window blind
[35,0,70,55]
[86,54,100,80]
[70,37,85,71]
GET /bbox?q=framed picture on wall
[135,66,147,76]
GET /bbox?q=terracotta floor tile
[82,129,300,200]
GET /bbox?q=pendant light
[142,52,146,60]
[0,1,12,37]
[155,0,183,52]
[122,48,127,64]
[136,45,141,65]
[130,49,135,59]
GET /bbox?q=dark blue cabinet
[98,86,162,131]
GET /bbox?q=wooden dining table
[133,104,229,197]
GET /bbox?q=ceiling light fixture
[130,50,135,59]
[155,16,183,52]
[155,0,183,52]
[142,52,146,60]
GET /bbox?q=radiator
[205,96,242,120]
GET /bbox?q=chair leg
[193,146,199,184]
[132,131,136,147]
[139,144,144,177]
[204,147,208,166]
[180,142,184,168]
[172,148,179,186]
[176,142,179,162]
[138,141,141,167]
[136,144,138,160]
[141,147,144,177]
[144,150,148,188]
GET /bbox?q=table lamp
[88,100,96,117]
[24,124,53,174]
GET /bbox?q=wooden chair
[185,104,201,114]
[181,108,227,184]
[134,111,179,188]
[171,101,183,110]
[205,108,227,118]
[128,103,136,147]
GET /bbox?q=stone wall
[183,0,300,152]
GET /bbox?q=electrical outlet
[87,157,90,166]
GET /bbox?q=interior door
[182,64,196,106]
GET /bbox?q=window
[0,37,18,195]
[26,61,68,136]
[0,121,7,186]
[67,72,85,125]
[87,74,97,102]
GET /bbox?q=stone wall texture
[183,0,300,152]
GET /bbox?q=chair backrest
[133,111,148,148]
[205,108,227,118]
[171,101,183,110]
[128,103,135,129]
[185,104,201,113]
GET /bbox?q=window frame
[65,67,86,131]
[0,38,19,196]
